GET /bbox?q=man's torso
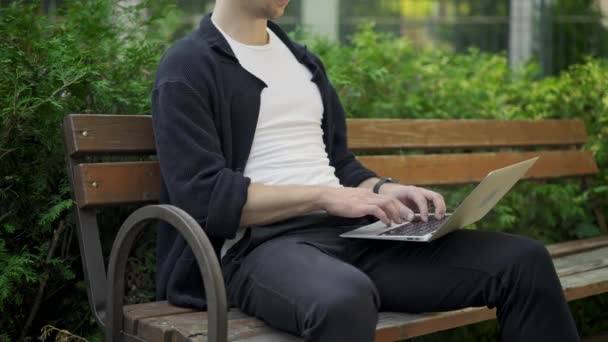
[213,20,341,188]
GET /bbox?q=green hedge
[306,24,608,244]
[1,1,607,340]
[0,0,178,340]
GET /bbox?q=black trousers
[222,214,580,342]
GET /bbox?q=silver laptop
[340,157,539,242]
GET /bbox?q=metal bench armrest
[105,204,228,342]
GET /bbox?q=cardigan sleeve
[152,79,250,239]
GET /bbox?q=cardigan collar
[198,13,308,64]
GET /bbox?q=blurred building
[38,0,608,75]
[270,0,607,75]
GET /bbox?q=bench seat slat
[135,310,301,342]
[359,150,599,186]
[375,308,496,342]
[347,119,588,151]
[123,301,196,335]
[553,247,608,274]
[127,243,608,342]
[559,263,608,301]
[547,235,608,258]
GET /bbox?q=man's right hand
[241,183,414,228]
[317,187,414,225]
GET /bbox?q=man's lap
[350,229,550,312]
[224,223,550,315]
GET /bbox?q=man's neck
[212,2,269,46]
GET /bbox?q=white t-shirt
[212,20,342,256]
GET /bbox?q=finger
[373,196,403,224]
[433,193,447,219]
[410,190,429,221]
[395,199,415,221]
[366,205,390,225]
[383,198,403,223]
[423,189,447,219]
[385,198,404,224]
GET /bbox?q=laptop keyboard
[379,216,449,237]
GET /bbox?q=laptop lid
[430,157,538,239]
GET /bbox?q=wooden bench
[63,114,608,342]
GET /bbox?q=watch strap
[373,177,395,194]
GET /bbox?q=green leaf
[574,222,601,238]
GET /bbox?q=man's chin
[269,7,286,20]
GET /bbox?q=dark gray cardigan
[151,14,378,309]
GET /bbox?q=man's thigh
[349,229,549,313]
[226,236,380,336]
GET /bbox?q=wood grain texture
[560,267,608,301]
[63,115,589,156]
[555,248,608,277]
[136,310,300,342]
[375,308,497,342]
[358,150,599,186]
[136,314,174,342]
[123,301,195,334]
[71,149,599,208]
[347,119,588,151]
[547,236,608,258]
[72,161,160,208]
[130,244,608,342]
[63,114,155,157]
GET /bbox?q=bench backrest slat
[71,150,598,208]
[63,115,588,156]
[64,114,155,157]
[347,119,588,151]
[72,161,160,208]
[359,150,598,186]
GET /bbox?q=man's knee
[319,275,379,316]
[304,273,379,339]
[507,236,552,270]
[501,235,560,293]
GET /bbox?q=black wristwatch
[372,177,396,194]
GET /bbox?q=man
[151,0,580,341]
